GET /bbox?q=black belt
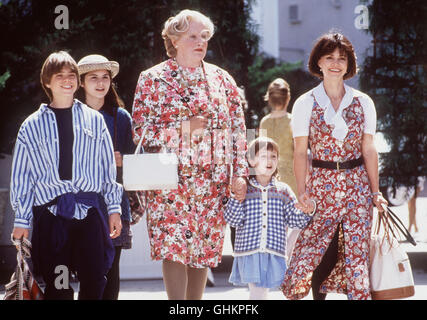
[312,157,364,170]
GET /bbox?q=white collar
[248,176,277,190]
[312,82,358,141]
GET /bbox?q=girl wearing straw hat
[77,54,134,300]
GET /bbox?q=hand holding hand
[295,192,316,215]
[232,177,247,202]
[109,213,122,239]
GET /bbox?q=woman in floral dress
[281,32,388,300]
[131,9,247,300]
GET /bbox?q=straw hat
[77,54,119,78]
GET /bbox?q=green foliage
[359,0,427,190]
[0,0,260,153]
[0,0,314,155]
[0,70,11,90]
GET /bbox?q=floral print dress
[281,94,373,300]
[132,59,247,268]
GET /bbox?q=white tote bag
[369,206,415,300]
[369,235,415,300]
[123,133,178,191]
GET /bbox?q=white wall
[120,214,163,280]
[251,0,280,59]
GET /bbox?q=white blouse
[291,82,377,140]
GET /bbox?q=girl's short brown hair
[247,136,280,178]
[308,32,357,80]
[40,51,80,101]
[264,78,291,110]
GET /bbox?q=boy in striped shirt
[10,51,123,299]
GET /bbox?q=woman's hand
[296,195,316,215]
[296,192,314,213]
[372,192,388,213]
[187,115,208,135]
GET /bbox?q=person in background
[281,32,388,300]
[225,137,316,300]
[10,51,122,299]
[77,54,134,300]
[407,176,425,238]
[131,9,247,300]
[259,78,300,261]
[259,78,297,193]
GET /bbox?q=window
[330,0,342,9]
[289,4,301,23]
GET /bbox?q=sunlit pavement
[1,197,426,301]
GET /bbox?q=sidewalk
[114,268,427,300]
[1,196,426,300]
[1,268,426,300]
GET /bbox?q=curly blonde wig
[161,9,214,58]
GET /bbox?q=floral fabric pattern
[281,95,373,300]
[132,59,247,268]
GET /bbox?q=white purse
[123,130,179,191]
[370,235,415,300]
[369,206,416,300]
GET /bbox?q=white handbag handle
[135,126,173,155]
[135,127,147,155]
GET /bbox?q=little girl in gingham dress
[224,137,316,300]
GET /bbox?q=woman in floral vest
[281,32,388,300]
[131,9,247,300]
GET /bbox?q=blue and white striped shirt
[224,177,313,258]
[10,99,123,228]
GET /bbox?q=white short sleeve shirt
[291,82,377,140]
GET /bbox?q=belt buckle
[336,161,341,171]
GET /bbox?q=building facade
[252,0,373,88]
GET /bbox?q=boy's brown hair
[40,51,80,101]
[247,136,280,178]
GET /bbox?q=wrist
[309,199,317,216]
[297,190,306,197]
[371,191,382,197]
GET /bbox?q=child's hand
[109,213,122,239]
[231,177,247,202]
